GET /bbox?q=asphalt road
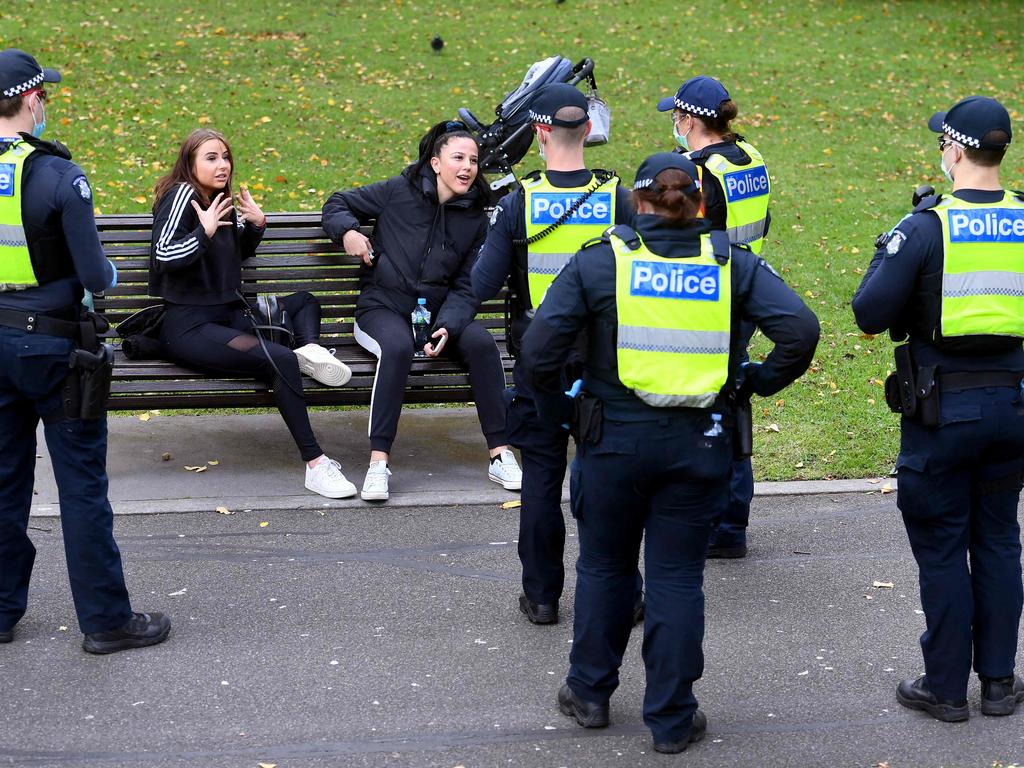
[2,494,1023,768]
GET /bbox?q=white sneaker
[304,456,357,499]
[294,343,352,387]
[488,449,522,491]
[361,460,391,501]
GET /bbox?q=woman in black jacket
[322,124,520,501]
[150,128,357,500]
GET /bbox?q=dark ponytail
[691,99,739,143]
[408,120,490,199]
[632,168,703,226]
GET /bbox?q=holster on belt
[915,364,939,427]
[733,397,753,459]
[885,343,918,417]
[571,394,603,445]
[61,343,115,421]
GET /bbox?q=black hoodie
[321,164,487,337]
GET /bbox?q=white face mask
[940,143,960,183]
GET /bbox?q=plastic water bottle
[412,298,431,357]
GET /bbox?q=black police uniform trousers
[566,412,730,744]
[0,325,133,635]
[506,372,570,605]
[896,386,1024,702]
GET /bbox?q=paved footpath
[5,496,1024,766]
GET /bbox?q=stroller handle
[567,57,597,90]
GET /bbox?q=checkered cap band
[529,110,553,125]
[634,179,654,189]
[2,70,44,99]
[676,98,718,118]
[943,122,982,149]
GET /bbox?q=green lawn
[5,0,1022,479]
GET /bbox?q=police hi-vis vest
[703,140,770,254]
[523,171,617,307]
[0,140,37,289]
[611,228,731,408]
[937,192,1024,338]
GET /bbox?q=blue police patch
[722,166,769,203]
[947,208,1024,243]
[530,191,612,226]
[630,261,720,301]
[0,163,15,197]
[72,175,92,202]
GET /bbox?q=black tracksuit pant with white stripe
[354,308,508,454]
[160,293,324,462]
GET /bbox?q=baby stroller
[457,56,609,197]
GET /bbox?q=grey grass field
[3,0,1022,479]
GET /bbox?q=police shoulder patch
[488,204,503,227]
[757,258,781,278]
[885,230,907,256]
[71,175,92,202]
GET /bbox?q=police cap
[656,75,730,117]
[633,152,701,194]
[529,83,589,128]
[0,49,61,99]
[928,96,1012,150]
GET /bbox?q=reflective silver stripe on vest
[527,252,574,275]
[943,271,1024,299]
[727,218,767,245]
[633,390,719,409]
[0,223,28,248]
[618,325,730,355]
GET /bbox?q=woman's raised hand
[191,193,235,238]
[235,185,267,228]
[342,229,375,266]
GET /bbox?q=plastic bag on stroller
[457,56,609,197]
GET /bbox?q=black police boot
[653,709,707,754]
[896,676,969,722]
[519,594,557,625]
[632,594,645,627]
[557,684,609,728]
[82,611,171,655]
[980,674,1024,716]
[0,628,13,643]
[706,529,747,559]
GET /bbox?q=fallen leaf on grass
[501,500,522,509]
[766,423,781,433]
[215,506,234,515]
[872,581,894,589]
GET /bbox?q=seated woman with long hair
[322,122,521,502]
[149,128,357,499]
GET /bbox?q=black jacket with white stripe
[149,183,264,305]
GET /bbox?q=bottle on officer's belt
[412,298,431,357]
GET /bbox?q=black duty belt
[937,370,1024,391]
[0,308,82,340]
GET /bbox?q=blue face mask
[673,115,690,151]
[30,97,46,139]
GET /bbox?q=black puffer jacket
[321,164,487,337]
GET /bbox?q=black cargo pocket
[938,403,982,427]
[16,337,74,400]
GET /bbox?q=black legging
[160,292,323,461]
[354,307,508,454]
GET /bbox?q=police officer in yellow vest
[520,153,817,752]
[657,75,772,559]
[853,96,1024,722]
[0,49,170,653]
[472,83,634,625]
